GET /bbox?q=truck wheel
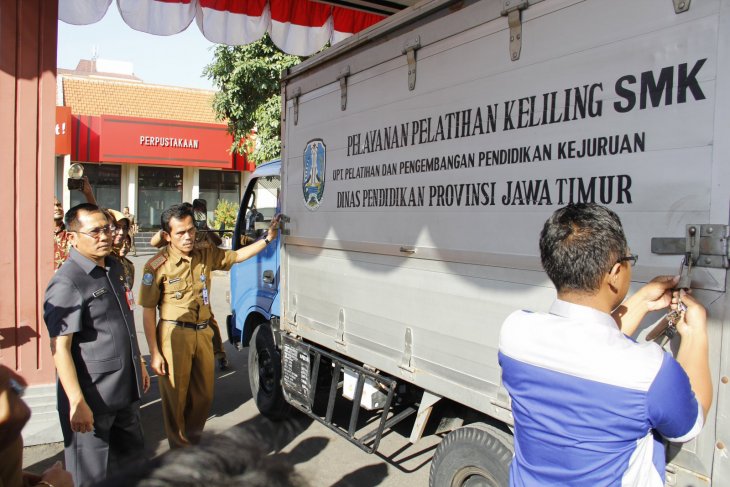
[429,423,513,487]
[248,324,290,420]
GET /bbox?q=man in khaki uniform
[138,203,278,448]
[149,201,230,370]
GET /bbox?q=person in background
[498,203,712,486]
[122,207,137,257]
[107,210,135,287]
[149,201,229,371]
[0,363,74,487]
[119,235,132,259]
[44,203,150,487]
[138,204,278,448]
[54,177,96,271]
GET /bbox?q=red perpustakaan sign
[99,115,235,169]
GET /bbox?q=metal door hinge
[673,0,690,14]
[279,214,291,236]
[399,327,415,372]
[402,37,421,91]
[336,308,346,346]
[338,66,350,111]
[651,224,730,269]
[293,88,301,126]
[501,0,528,61]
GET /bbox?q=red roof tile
[61,76,221,125]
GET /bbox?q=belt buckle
[196,322,207,330]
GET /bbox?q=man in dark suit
[44,203,150,486]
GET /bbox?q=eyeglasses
[77,225,116,240]
[617,254,638,267]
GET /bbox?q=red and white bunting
[196,0,270,46]
[59,0,386,56]
[59,0,113,25]
[119,0,197,35]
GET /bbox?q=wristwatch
[264,237,271,245]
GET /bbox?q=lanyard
[200,266,209,306]
[120,274,135,310]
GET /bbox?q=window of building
[199,170,241,222]
[69,163,121,210]
[137,166,183,229]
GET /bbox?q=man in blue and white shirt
[499,203,712,486]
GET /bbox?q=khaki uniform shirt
[138,244,237,322]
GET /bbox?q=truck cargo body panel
[276,0,729,483]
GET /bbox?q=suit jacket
[44,248,142,413]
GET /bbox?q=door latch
[278,214,290,236]
[651,224,730,269]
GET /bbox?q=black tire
[248,324,290,420]
[429,423,513,487]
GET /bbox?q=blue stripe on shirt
[647,352,701,440]
[499,352,653,486]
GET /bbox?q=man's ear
[68,231,78,248]
[162,231,171,243]
[607,262,623,287]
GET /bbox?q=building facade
[57,59,253,229]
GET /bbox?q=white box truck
[230,0,730,484]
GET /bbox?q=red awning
[58,0,405,56]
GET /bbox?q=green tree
[204,35,302,165]
[211,199,239,230]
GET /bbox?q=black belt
[163,319,209,330]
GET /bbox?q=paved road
[23,253,435,486]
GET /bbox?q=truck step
[281,335,412,454]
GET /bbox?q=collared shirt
[138,244,237,322]
[43,247,143,412]
[53,223,71,271]
[498,299,702,487]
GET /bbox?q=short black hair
[92,427,308,487]
[161,203,195,233]
[65,203,104,232]
[539,203,628,293]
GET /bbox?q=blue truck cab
[226,159,281,349]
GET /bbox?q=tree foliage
[204,35,302,165]
[211,199,239,230]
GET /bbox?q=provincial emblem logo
[303,139,326,210]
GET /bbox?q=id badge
[125,289,136,310]
[202,288,209,306]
